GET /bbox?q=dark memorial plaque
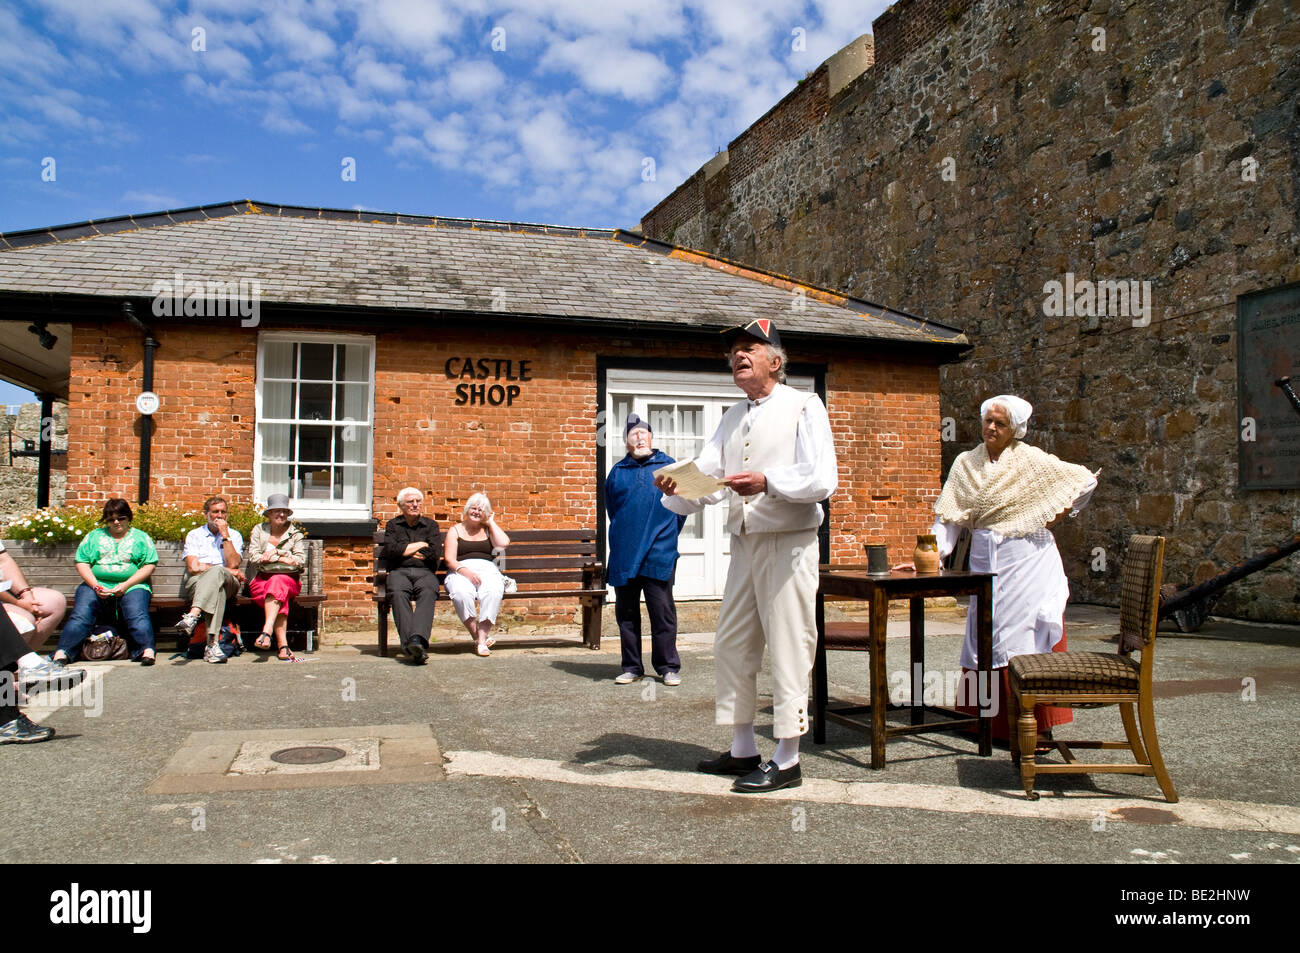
[1238,282,1300,489]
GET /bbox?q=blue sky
[0,0,888,406]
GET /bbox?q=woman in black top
[443,492,510,657]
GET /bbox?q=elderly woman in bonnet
[247,494,307,661]
[932,395,1098,744]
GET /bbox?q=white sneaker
[177,611,201,635]
[203,643,227,664]
[662,671,681,687]
[614,671,642,684]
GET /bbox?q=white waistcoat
[722,384,823,536]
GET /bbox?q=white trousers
[444,558,505,625]
[714,528,819,739]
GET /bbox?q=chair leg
[378,603,388,658]
[1119,702,1148,764]
[1007,686,1022,764]
[1017,694,1040,800]
[1138,694,1178,803]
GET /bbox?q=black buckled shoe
[697,750,763,776]
[732,760,802,793]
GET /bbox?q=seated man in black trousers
[382,487,441,664]
[1,604,80,744]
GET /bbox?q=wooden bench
[5,537,328,652]
[372,528,605,656]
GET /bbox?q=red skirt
[957,623,1073,742]
[248,572,301,607]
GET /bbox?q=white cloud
[122,190,182,209]
[354,58,407,95]
[265,10,336,60]
[541,36,672,102]
[445,60,506,101]
[354,0,464,51]
[517,108,592,173]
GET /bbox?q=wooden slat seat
[372,527,605,656]
[5,537,328,652]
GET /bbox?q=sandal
[254,633,273,651]
[475,642,491,657]
[277,645,298,662]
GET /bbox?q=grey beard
[631,447,654,459]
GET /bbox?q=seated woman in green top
[52,499,159,665]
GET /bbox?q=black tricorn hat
[721,318,781,348]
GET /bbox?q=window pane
[335,424,370,464]
[261,463,291,495]
[298,425,332,464]
[263,381,293,419]
[264,341,294,378]
[261,423,290,461]
[299,465,332,499]
[340,466,367,504]
[338,344,368,382]
[681,511,704,539]
[336,383,369,423]
[299,383,333,421]
[300,343,333,381]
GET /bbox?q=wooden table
[813,567,995,768]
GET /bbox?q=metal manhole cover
[270,746,348,765]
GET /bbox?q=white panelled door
[604,369,814,600]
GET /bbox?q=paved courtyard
[3,603,1298,865]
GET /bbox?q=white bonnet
[980,394,1033,439]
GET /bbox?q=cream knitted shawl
[934,440,1097,538]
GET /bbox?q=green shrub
[4,501,306,545]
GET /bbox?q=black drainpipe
[35,391,53,508]
[121,301,156,504]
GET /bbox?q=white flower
[46,531,53,537]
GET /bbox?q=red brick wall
[66,324,943,627]
[66,321,256,504]
[873,0,971,70]
[824,352,942,564]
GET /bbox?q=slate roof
[0,200,967,349]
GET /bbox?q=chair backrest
[1117,535,1166,654]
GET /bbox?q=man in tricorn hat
[655,319,837,792]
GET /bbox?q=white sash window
[255,332,375,520]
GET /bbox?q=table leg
[909,597,924,726]
[814,589,827,744]
[978,578,993,757]
[870,588,888,769]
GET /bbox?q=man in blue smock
[605,414,686,686]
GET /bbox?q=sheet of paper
[653,459,726,501]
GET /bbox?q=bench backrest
[372,528,603,592]
[5,537,325,602]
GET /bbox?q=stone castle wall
[0,402,68,527]
[642,0,1300,621]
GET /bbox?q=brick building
[0,201,967,627]
[642,0,1300,622]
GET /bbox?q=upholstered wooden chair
[1007,535,1177,802]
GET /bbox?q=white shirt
[663,386,838,516]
